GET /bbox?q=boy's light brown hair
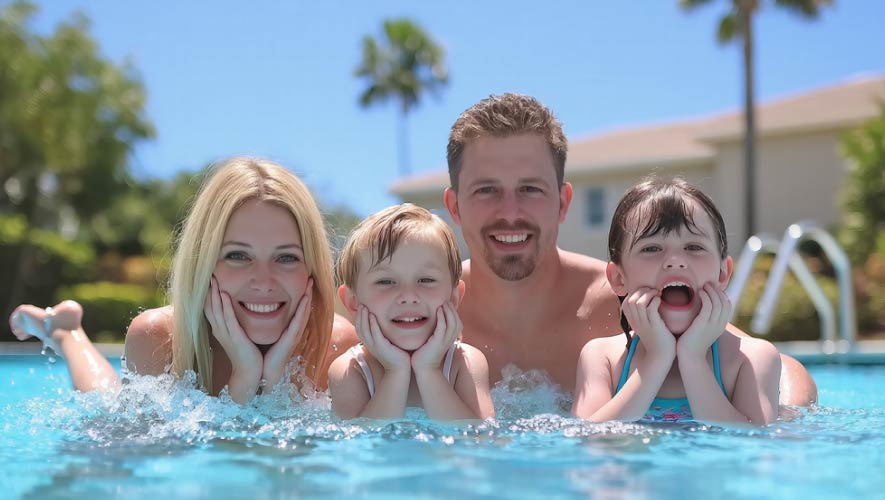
[446,93,568,192]
[337,203,462,288]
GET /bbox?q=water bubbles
[331,344,339,352]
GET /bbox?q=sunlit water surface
[1,355,883,499]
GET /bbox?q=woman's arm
[124,306,174,376]
[314,313,359,391]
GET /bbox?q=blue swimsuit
[614,337,727,422]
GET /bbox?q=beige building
[391,75,885,260]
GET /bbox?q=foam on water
[3,358,885,498]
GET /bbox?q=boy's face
[348,238,458,351]
[607,201,732,335]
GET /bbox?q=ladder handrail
[727,222,856,352]
[728,234,837,344]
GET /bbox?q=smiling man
[442,93,817,406]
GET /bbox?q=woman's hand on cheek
[356,305,410,374]
[411,302,460,372]
[262,278,313,389]
[203,276,262,374]
[623,287,675,360]
[677,282,731,358]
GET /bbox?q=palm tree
[355,19,448,177]
[680,0,832,239]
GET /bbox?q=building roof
[698,74,885,142]
[391,74,885,197]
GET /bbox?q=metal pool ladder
[727,221,857,355]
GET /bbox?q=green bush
[732,256,840,342]
[0,215,97,325]
[856,252,885,335]
[57,281,165,342]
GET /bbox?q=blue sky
[28,0,885,216]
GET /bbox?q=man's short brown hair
[446,93,567,191]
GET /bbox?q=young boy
[328,203,495,420]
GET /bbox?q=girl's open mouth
[660,283,694,309]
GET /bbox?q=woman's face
[213,200,310,345]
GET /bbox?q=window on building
[585,187,605,228]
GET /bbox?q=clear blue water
[1,354,883,499]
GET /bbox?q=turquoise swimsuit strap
[615,336,726,395]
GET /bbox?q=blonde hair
[169,157,334,393]
[337,203,461,289]
[447,93,567,191]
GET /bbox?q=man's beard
[480,219,541,281]
[485,250,537,281]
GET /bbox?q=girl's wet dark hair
[608,177,728,347]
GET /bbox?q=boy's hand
[412,302,461,372]
[263,278,313,388]
[622,287,676,360]
[356,305,410,373]
[677,283,731,358]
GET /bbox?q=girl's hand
[622,287,676,359]
[203,276,262,373]
[677,282,731,358]
[262,278,313,388]
[411,302,461,372]
[355,305,410,373]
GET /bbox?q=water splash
[491,364,572,420]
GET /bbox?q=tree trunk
[741,7,757,240]
[397,104,411,177]
[5,174,40,315]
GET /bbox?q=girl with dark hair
[572,177,780,425]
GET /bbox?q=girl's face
[344,238,460,351]
[607,200,732,335]
[213,200,310,345]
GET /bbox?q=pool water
[1,355,883,499]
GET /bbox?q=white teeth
[493,234,528,244]
[244,303,281,313]
[396,317,422,323]
[663,281,690,289]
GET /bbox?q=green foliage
[0,1,154,221]
[324,203,363,253]
[855,252,885,334]
[57,281,164,342]
[732,255,839,342]
[838,104,885,266]
[1,1,154,312]
[0,215,96,323]
[355,18,448,175]
[355,19,448,113]
[680,0,832,44]
[0,214,27,241]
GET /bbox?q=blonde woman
[9,157,358,403]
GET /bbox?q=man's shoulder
[559,248,608,274]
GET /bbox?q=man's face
[445,134,572,281]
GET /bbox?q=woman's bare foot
[9,300,84,354]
